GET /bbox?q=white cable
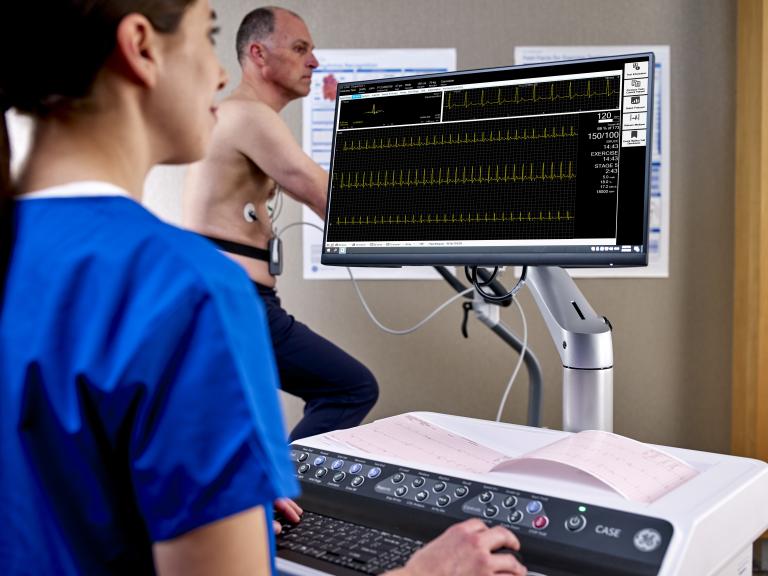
[495,295,528,422]
[276,220,323,237]
[280,221,530,420]
[348,268,474,335]
[276,220,475,335]
[269,185,284,224]
[274,186,284,220]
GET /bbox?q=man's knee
[352,364,379,408]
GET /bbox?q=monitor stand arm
[526,266,614,432]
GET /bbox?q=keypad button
[483,505,499,518]
[526,500,543,515]
[502,496,518,509]
[507,510,524,524]
[350,475,365,487]
[565,514,587,533]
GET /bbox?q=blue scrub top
[0,183,299,574]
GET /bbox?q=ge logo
[633,528,662,552]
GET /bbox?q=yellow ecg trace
[363,104,384,115]
[340,126,577,152]
[445,78,617,110]
[335,161,576,189]
[334,210,575,226]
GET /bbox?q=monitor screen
[321,53,654,267]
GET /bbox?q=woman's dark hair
[0,0,196,308]
[0,110,11,307]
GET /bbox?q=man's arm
[227,101,328,219]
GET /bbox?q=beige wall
[164,0,736,452]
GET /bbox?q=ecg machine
[276,412,768,576]
[320,53,660,434]
[276,53,768,574]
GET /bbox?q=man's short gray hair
[236,6,303,64]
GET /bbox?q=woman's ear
[113,13,161,88]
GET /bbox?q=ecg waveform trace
[340,125,577,152]
[364,104,384,115]
[338,91,441,129]
[334,210,575,226]
[335,161,576,189]
[443,75,621,122]
[326,188,578,242]
[327,114,583,243]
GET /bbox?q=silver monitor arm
[526,266,614,432]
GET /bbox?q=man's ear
[248,42,268,67]
[113,13,161,88]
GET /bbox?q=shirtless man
[184,6,378,442]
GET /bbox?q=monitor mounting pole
[526,266,614,432]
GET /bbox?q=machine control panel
[289,446,673,574]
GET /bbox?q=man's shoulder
[218,95,281,124]
[210,95,295,165]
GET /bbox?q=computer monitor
[321,53,654,268]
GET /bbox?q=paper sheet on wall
[328,414,698,503]
[301,49,456,280]
[515,46,671,278]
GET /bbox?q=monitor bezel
[321,53,654,268]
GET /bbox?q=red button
[532,515,549,530]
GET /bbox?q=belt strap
[201,235,269,262]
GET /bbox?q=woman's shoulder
[13,194,259,338]
[100,197,251,288]
[18,195,254,305]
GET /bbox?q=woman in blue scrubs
[0,2,525,575]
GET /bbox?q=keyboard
[276,510,424,575]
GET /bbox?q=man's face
[261,11,318,99]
